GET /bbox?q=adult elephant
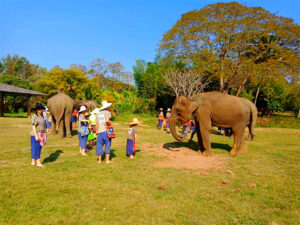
[170,92,257,156]
[47,93,99,138]
[47,93,74,138]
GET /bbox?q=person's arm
[106,118,111,126]
[32,125,39,141]
[95,118,98,135]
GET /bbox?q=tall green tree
[159,2,300,94]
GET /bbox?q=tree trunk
[236,78,248,96]
[219,61,224,92]
[26,99,31,117]
[254,83,261,105]
[297,108,300,118]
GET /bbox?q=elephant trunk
[170,116,184,142]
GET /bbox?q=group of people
[30,100,140,167]
[157,108,172,132]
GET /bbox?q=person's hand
[35,136,39,141]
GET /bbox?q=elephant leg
[230,132,238,156]
[246,125,252,141]
[58,119,64,138]
[230,128,247,156]
[65,112,72,138]
[195,122,205,152]
[51,116,57,135]
[200,125,212,157]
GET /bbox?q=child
[180,121,190,139]
[158,108,164,130]
[126,118,139,159]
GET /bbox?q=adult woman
[30,103,47,167]
[78,106,89,156]
[95,100,112,164]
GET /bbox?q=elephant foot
[66,134,72,138]
[230,150,238,156]
[202,150,212,157]
[51,130,57,135]
[239,144,248,154]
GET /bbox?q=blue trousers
[78,132,88,149]
[96,132,111,156]
[158,120,163,127]
[126,139,134,155]
[31,136,42,159]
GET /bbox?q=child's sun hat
[126,118,140,126]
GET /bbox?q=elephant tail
[58,107,66,124]
[249,105,257,140]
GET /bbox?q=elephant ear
[188,94,205,113]
[188,100,198,113]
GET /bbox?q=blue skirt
[126,139,134,155]
[31,136,42,159]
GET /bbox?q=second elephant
[170,92,257,156]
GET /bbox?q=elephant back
[47,93,74,112]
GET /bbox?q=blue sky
[1,0,299,72]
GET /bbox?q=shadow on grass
[211,142,231,152]
[71,130,78,136]
[43,150,63,164]
[97,149,117,161]
[162,142,199,152]
[163,141,232,153]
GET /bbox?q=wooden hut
[0,83,47,117]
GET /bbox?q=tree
[163,69,210,97]
[33,67,89,99]
[159,2,300,94]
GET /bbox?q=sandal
[36,164,45,168]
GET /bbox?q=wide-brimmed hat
[79,106,87,113]
[129,118,140,126]
[100,100,112,111]
[159,108,163,111]
[91,108,100,114]
[34,103,45,111]
[167,108,171,111]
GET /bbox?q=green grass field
[0,114,299,225]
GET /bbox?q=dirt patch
[140,143,228,171]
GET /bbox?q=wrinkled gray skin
[224,97,257,141]
[47,93,99,138]
[170,92,257,156]
[239,97,257,141]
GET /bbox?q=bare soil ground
[140,143,228,171]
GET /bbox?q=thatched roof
[0,83,47,96]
